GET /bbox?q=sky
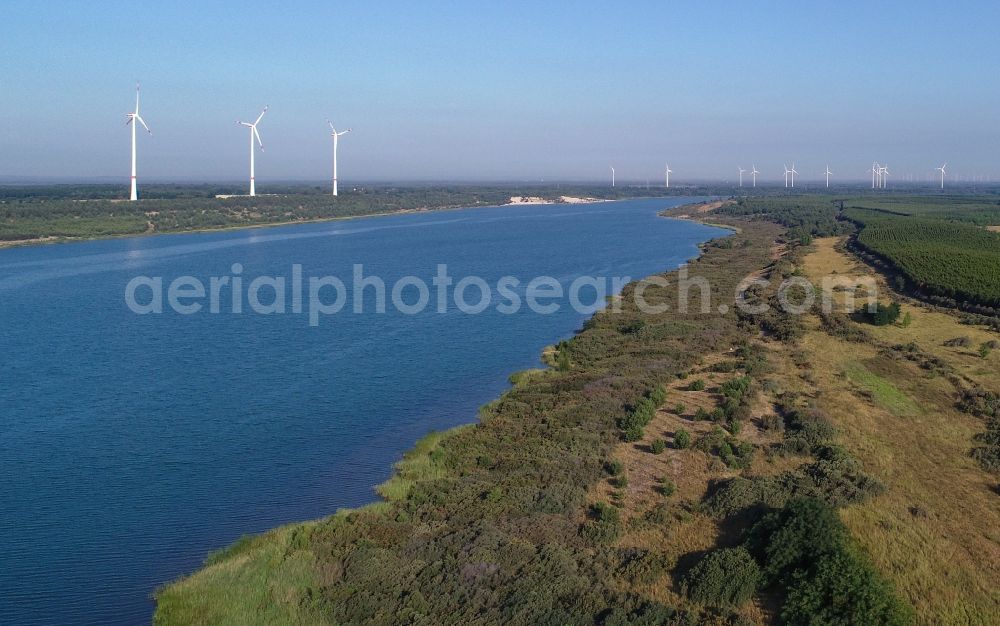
[2,0,999,184]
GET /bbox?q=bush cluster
[618,384,669,441]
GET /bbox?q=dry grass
[796,238,1000,624]
[986,225,1000,233]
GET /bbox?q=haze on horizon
[2,0,999,184]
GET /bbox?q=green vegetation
[674,428,691,449]
[859,301,901,326]
[682,546,761,608]
[846,207,1000,307]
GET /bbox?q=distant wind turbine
[783,164,791,188]
[327,122,352,196]
[125,83,151,201]
[936,163,947,189]
[610,166,615,187]
[751,165,759,188]
[871,162,879,189]
[665,163,672,188]
[738,167,746,188]
[789,163,798,188]
[236,106,268,197]
[824,165,832,188]
[879,165,889,189]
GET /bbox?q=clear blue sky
[2,1,998,183]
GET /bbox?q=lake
[0,197,724,625]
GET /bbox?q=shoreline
[153,200,739,620]
[0,195,612,251]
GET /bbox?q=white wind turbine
[327,122,352,196]
[237,106,268,197]
[871,162,879,189]
[665,163,672,188]
[610,166,615,187]
[750,165,759,188]
[879,164,889,189]
[125,83,151,201]
[936,163,947,189]
[783,164,790,188]
[789,163,798,188]
[824,165,832,188]
[738,166,746,188]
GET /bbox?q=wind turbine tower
[824,165,832,188]
[783,164,790,188]
[237,106,268,197]
[751,165,759,188]
[789,163,798,188]
[738,167,746,188]
[665,164,672,188]
[610,166,615,187]
[936,163,947,189]
[327,122,352,196]
[125,83,151,201]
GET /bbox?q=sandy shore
[506,195,605,205]
[987,225,1000,233]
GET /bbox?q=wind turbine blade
[253,126,263,149]
[254,106,268,126]
[328,120,336,132]
[136,115,151,133]
[338,128,352,136]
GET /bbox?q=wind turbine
[936,163,947,189]
[125,83,151,201]
[871,162,879,189]
[236,106,268,197]
[824,165,832,188]
[327,122,352,196]
[610,166,615,187]
[738,166,746,188]
[751,165,759,188]
[878,165,889,189]
[665,163,672,188]
[789,163,798,188]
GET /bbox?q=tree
[682,546,761,608]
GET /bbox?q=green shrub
[606,460,624,476]
[694,407,710,421]
[682,546,761,608]
[581,502,622,544]
[651,439,666,454]
[689,379,706,391]
[859,302,901,326]
[675,429,691,449]
[659,478,676,497]
[674,403,686,414]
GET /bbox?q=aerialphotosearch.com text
[124,263,879,326]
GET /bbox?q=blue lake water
[0,197,724,625]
